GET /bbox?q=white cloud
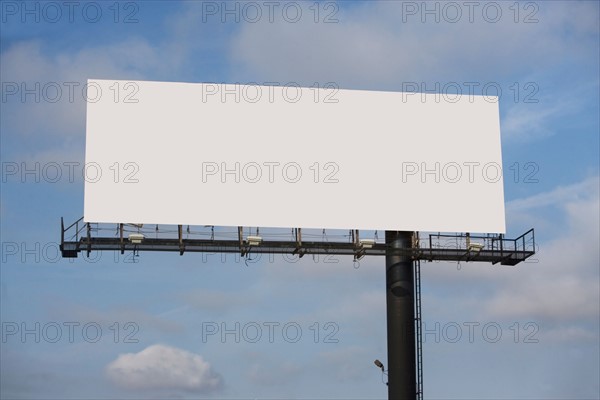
[229,2,598,86]
[46,301,183,335]
[419,177,599,344]
[501,98,578,142]
[0,39,156,140]
[485,177,600,327]
[106,344,222,393]
[506,176,599,212]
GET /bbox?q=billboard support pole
[386,231,416,400]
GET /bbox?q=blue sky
[1,1,599,399]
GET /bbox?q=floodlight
[246,235,262,246]
[360,239,376,249]
[468,242,484,252]
[128,233,145,244]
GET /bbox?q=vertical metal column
[414,259,423,400]
[385,231,416,400]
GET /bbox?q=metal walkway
[61,218,536,266]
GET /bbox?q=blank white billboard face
[84,79,506,233]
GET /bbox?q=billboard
[84,79,506,233]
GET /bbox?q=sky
[1,1,599,399]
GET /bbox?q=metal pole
[386,231,416,400]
